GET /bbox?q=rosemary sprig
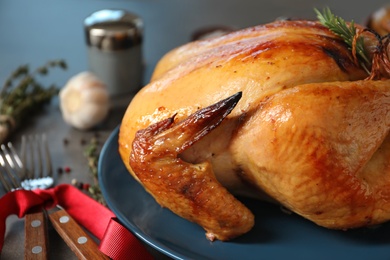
[315,7,371,73]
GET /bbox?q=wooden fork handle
[48,209,109,260]
[24,212,48,260]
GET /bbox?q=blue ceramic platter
[99,126,390,260]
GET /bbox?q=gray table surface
[0,0,388,259]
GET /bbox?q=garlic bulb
[59,71,109,130]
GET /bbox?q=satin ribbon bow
[0,184,153,260]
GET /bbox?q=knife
[25,208,109,260]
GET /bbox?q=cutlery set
[0,134,108,259]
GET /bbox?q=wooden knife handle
[48,209,109,260]
[24,212,48,260]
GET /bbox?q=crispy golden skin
[232,80,390,229]
[119,20,390,240]
[130,92,254,241]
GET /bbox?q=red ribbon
[0,184,154,260]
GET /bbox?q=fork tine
[0,166,12,192]
[20,135,26,179]
[34,135,43,178]
[41,134,53,178]
[21,135,33,179]
[0,143,22,190]
[5,142,24,176]
[22,135,40,179]
[8,142,23,168]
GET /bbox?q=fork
[0,135,109,260]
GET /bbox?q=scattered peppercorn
[82,183,90,191]
[57,167,63,174]
[64,166,71,173]
[80,138,87,145]
[77,182,83,189]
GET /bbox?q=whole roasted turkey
[118,19,390,241]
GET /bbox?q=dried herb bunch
[84,136,106,205]
[0,60,67,143]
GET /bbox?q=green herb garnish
[315,7,371,73]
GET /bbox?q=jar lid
[84,9,143,51]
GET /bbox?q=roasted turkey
[118,19,390,241]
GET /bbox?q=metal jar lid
[84,9,143,51]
